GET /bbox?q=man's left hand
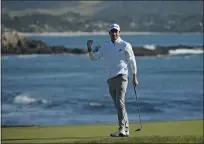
[133,77,139,88]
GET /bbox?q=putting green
[2,119,203,144]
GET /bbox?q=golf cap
[109,23,120,31]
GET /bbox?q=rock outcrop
[1,31,87,55]
[1,31,203,56]
[2,31,50,54]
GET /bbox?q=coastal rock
[2,31,50,54]
[1,31,87,55]
[1,32,203,56]
[132,45,203,56]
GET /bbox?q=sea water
[1,33,203,126]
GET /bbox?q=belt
[108,74,125,81]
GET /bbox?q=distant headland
[2,31,203,56]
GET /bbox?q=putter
[133,87,142,131]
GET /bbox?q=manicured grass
[2,119,203,144]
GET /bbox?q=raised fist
[87,40,93,52]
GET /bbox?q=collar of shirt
[110,37,122,44]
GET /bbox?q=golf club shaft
[134,87,142,130]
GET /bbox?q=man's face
[109,29,120,41]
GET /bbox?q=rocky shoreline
[2,32,203,56]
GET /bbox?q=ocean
[1,33,203,126]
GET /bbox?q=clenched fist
[87,40,93,52]
[133,74,139,88]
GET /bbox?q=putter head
[135,128,141,131]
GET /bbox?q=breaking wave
[143,44,156,50]
[169,49,203,55]
[13,95,49,105]
[89,102,104,107]
[17,55,39,58]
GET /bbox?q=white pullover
[89,37,137,79]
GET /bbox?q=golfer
[87,23,138,137]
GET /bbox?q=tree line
[2,12,203,32]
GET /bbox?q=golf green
[2,119,203,144]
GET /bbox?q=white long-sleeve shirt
[89,37,137,79]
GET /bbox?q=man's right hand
[87,40,93,52]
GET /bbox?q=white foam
[14,95,48,105]
[17,55,39,58]
[89,102,104,107]
[14,95,37,104]
[169,49,203,55]
[143,44,156,50]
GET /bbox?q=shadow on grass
[74,136,204,144]
[2,136,203,144]
[2,136,104,141]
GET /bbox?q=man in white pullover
[87,23,138,137]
